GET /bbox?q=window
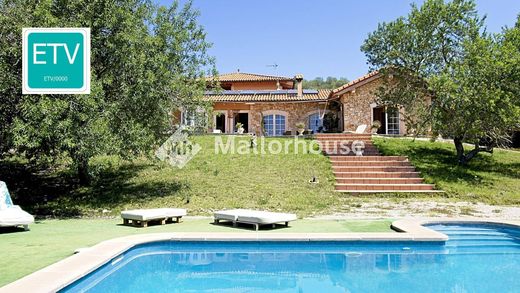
[182,107,207,127]
[263,114,286,136]
[386,107,400,135]
[308,113,323,133]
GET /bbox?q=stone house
[180,71,406,135]
[329,71,406,135]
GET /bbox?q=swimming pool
[62,223,520,292]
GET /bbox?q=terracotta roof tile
[331,70,380,96]
[205,89,331,102]
[206,72,293,82]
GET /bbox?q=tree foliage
[361,0,520,164]
[0,0,216,183]
[303,77,349,89]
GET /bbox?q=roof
[206,72,294,82]
[204,89,331,102]
[331,70,380,97]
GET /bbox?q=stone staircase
[315,133,438,193]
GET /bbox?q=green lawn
[373,137,520,205]
[0,218,393,286]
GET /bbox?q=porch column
[227,110,234,133]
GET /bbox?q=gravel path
[314,200,520,220]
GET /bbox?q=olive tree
[361,0,520,164]
[0,0,216,184]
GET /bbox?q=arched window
[263,114,286,136]
[308,113,323,133]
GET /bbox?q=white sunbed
[0,181,34,231]
[213,209,297,231]
[347,124,368,134]
[121,208,187,227]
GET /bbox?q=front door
[234,113,249,133]
[373,107,386,134]
[215,114,225,133]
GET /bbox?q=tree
[361,0,520,164]
[303,77,349,89]
[0,0,216,184]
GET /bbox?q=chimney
[294,74,304,97]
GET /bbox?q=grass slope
[2,135,338,217]
[0,218,392,286]
[373,137,520,204]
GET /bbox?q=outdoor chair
[0,181,34,231]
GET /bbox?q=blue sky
[159,0,520,80]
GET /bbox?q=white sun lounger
[346,124,368,134]
[213,209,297,231]
[121,208,187,227]
[0,181,34,231]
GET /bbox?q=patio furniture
[121,208,187,227]
[213,209,297,231]
[347,124,367,134]
[0,181,34,231]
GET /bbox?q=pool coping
[2,218,519,293]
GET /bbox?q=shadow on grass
[0,159,187,218]
[376,142,520,185]
[0,226,29,234]
[210,221,291,231]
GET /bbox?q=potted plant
[235,122,244,134]
[371,120,382,134]
[296,122,306,135]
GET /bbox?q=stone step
[318,138,374,141]
[322,148,380,153]
[331,160,412,167]
[317,139,374,145]
[315,133,372,137]
[321,146,379,151]
[320,144,378,148]
[335,189,444,193]
[328,156,408,161]
[334,171,422,178]
[335,183,435,191]
[324,151,381,156]
[317,139,373,143]
[336,178,425,184]
[332,166,416,172]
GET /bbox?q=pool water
[62,223,520,292]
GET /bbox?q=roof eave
[329,71,382,98]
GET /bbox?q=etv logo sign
[22,28,90,94]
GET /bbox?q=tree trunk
[77,157,91,186]
[454,136,466,164]
[453,137,493,165]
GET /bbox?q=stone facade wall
[249,102,326,135]
[340,80,379,133]
[211,101,326,135]
[340,78,406,134]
